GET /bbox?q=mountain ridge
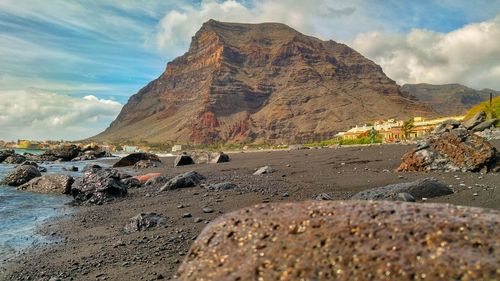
[402,83,500,116]
[94,20,432,144]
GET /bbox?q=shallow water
[0,159,99,267]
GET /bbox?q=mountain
[402,83,500,116]
[94,20,431,144]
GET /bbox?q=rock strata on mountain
[94,20,431,144]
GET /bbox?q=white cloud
[153,0,358,54]
[352,15,500,89]
[0,90,122,141]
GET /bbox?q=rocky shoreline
[1,117,500,280]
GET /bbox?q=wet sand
[3,142,500,280]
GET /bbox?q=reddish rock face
[177,201,500,281]
[94,20,431,144]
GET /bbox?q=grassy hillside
[464,96,500,126]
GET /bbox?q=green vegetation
[464,96,500,125]
[402,118,415,139]
[337,136,382,145]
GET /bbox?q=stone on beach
[42,145,81,161]
[124,213,166,233]
[145,175,170,187]
[3,154,27,164]
[0,149,16,163]
[113,152,161,168]
[2,165,41,187]
[205,182,238,191]
[178,201,500,281]
[350,178,453,201]
[71,168,128,204]
[253,166,275,175]
[133,160,161,169]
[174,154,195,167]
[211,152,230,163]
[159,171,205,191]
[18,174,74,194]
[398,121,497,172]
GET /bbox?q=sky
[0,0,499,141]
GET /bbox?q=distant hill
[93,20,432,144]
[402,83,499,116]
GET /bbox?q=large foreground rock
[2,165,41,186]
[113,152,161,168]
[350,178,453,201]
[159,171,205,191]
[178,201,500,281]
[71,168,128,204]
[18,174,74,194]
[399,125,497,172]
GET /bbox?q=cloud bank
[153,0,500,90]
[0,90,122,141]
[352,15,500,89]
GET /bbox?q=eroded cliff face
[95,20,432,144]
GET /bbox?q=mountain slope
[94,20,432,144]
[402,83,500,116]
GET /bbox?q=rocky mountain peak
[94,21,432,144]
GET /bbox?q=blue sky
[0,0,499,140]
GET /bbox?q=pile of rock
[71,166,133,204]
[24,144,113,162]
[0,150,27,164]
[178,201,500,280]
[398,114,498,172]
[1,164,41,186]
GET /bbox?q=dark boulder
[2,165,41,186]
[211,152,230,163]
[350,178,453,201]
[159,171,205,191]
[18,174,74,194]
[71,168,128,204]
[3,154,27,164]
[113,152,161,168]
[123,213,166,233]
[42,145,81,161]
[0,149,15,163]
[174,154,195,167]
[178,201,500,281]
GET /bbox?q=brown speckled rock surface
[178,201,500,281]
